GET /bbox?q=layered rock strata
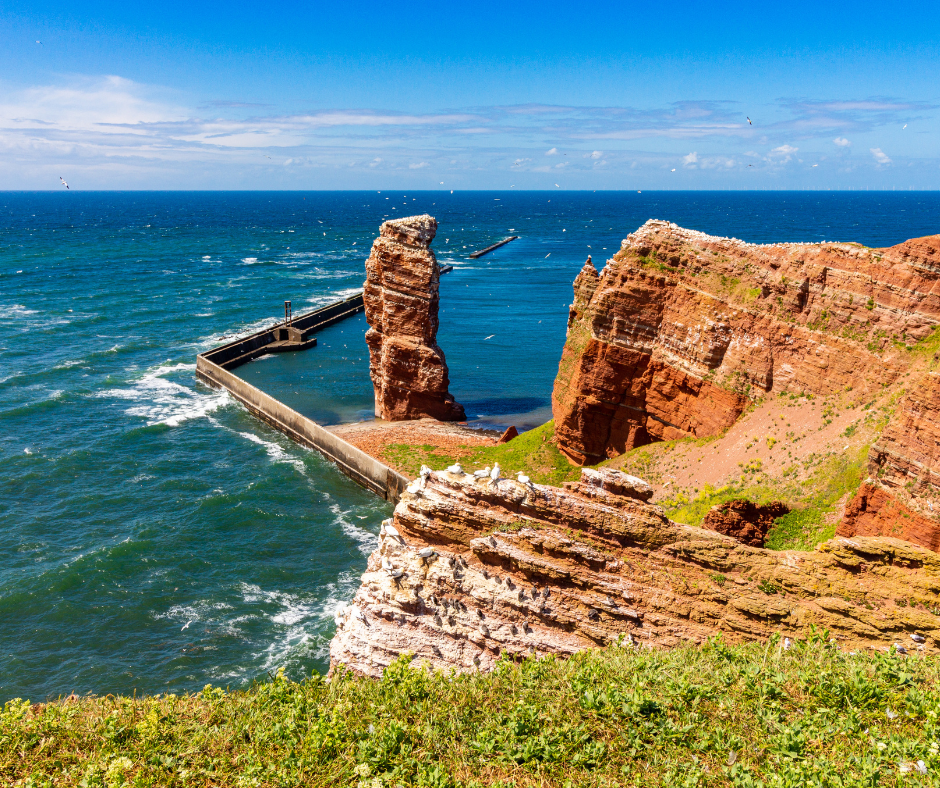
[702,499,789,548]
[364,215,465,421]
[553,222,940,463]
[330,467,940,677]
[839,371,940,551]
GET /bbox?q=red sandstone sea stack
[363,215,465,422]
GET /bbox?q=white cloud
[512,157,531,166]
[368,157,383,167]
[768,144,798,163]
[554,161,569,169]
[408,161,429,169]
[589,150,603,159]
[834,137,851,147]
[545,147,559,155]
[871,147,892,165]
[683,151,699,167]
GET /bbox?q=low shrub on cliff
[5,636,940,787]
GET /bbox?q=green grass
[763,447,870,550]
[657,445,870,551]
[6,638,940,787]
[383,422,583,487]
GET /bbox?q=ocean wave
[236,430,307,475]
[322,492,378,556]
[98,361,230,427]
[0,304,38,319]
[306,287,363,307]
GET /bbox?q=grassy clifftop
[5,638,939,787]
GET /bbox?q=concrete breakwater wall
[196,293,409,503]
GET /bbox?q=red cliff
[364,215,465,422]
[553,221,940,464]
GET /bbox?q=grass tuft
[5,639,940,787]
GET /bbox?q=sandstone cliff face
[838,371,940,551]
[553,221,940,464]
[364,215,465,421]
[330,467,940,677]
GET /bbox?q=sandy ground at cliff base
[329,418,499,476]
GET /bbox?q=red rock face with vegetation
[702,499,790,547]
[839,371,940,551]
[553,221,940,464]
[364,215,465,421]
[330,467,940,677]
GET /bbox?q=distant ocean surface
[2,190,938,702]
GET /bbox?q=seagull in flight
[36,40,42,45]
[181,620,193,631]
[903,124,908,129]
[554,183,560,187]
[484,334,495,340]
[671,168,676,172]
[59,177,69,190]
[812,164,818,167]
[747,117,752,125]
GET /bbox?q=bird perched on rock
[516,471,534,488]
[489,463,501,485]
[893,643,909,655]
[446,463,463,475]
[473,466,491,479]
[420,464,432,478]
[783,637,792,651]
[406,479,423,495]
[911,633,926,644]
[381,521,403,542]
[418,547,436,560]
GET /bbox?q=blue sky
[2,0,938,189]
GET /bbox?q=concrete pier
[196,292,409,503]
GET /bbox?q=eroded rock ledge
[363,215,464,421]
[330,467,940,677]
[553,221,940,464]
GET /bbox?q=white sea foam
[99,361,230,427]
[236,430,307,475]
[241,257,259,264]
[323,492,378,556]
[306,287,362,307]
[0,304,38,319]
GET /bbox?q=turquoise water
[2,191,938,702]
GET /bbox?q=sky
[1,0,938,190]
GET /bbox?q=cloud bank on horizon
[2,0,938,189]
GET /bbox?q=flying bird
[812,164,818,167]
[747,117,752,125]
[181,620,193,631]
[484,334,494,340]
[671,168,676,172]
[554,183,560,188]
[36,40,42,45]
[59,177,69,189]
[903,124,908,129]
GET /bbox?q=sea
[2,190,938,703]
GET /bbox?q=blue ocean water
[1,190,938,703]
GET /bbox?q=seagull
[36,40,42,45]
[440,181,444,184]
[911,633,926,644]
[748,164,754,167]
[554,183,560,188]
[473,466,491,479]
[747,117,752,125]
[812,164,818,167]
[382,521,403,541]
[446,463,463,475]
[893,643,908,655]
[181,621,193,631]
[59,177,69,190]
[903,124,908,129]
[406,479,423,495]
[671,168,676,172]
[484,334,494,340]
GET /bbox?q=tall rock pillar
[363,215,465,422]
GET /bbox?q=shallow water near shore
[1,190,938,702]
